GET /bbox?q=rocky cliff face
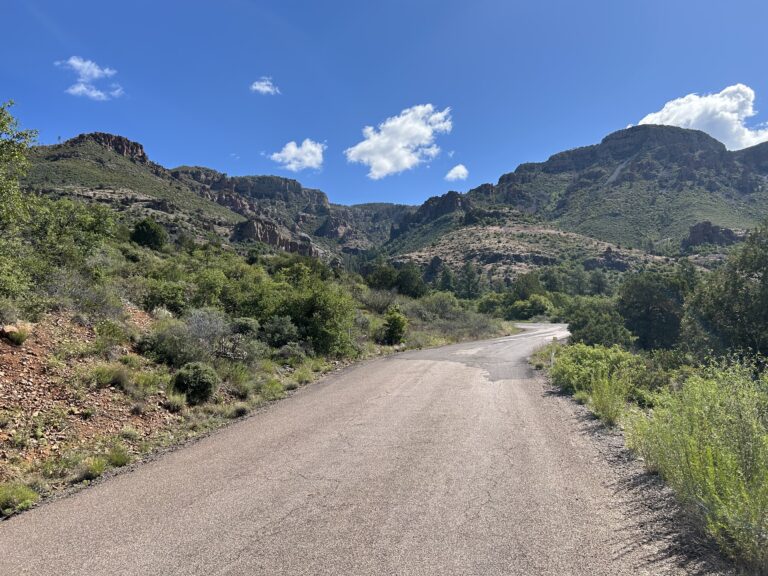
[231,218,323,258]
[65,133,149,163]
[465,124,768,245]
[171,168,330,215]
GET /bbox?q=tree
[617,271,684,349]
[565,297,635,348]
[589,269,609,295]
[381,306,408,345]
[0,101,37,229]
[456,261,481,299]
[131,217,168,250]
[394,262,427,298]
[684,223,768,355]
[508,271,545,302]
[438,268,455,292]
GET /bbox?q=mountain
[24,133,414,257]
[467,125,768,246]
[23,125,767,276]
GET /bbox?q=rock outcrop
[65,133,149,163]
[231,218,322,258]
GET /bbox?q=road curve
[0,324,711,575]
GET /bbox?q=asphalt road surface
[0,324,721,575]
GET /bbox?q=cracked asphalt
[0,324,715,575]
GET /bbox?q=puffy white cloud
[445,163,468,181]
[345,104,452,179]
[270,138,325,171]
[638,84,768,150]
[250,76,280,95]
[55,56,123,101]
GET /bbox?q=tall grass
[627,363,768,573]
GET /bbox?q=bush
[171,362,220,405]
[506,294,553,320]
[550,343,643,394]
[589,371,631,425]
[85,363,132,391]
[380,306,408,345]
[627,363,768,571]
[0,483,39,516]
[75,456,107,482]
[164,391,186,413]
[260,315,299,347]
[106,443,131,467]
[140,319,203,367]
[564,297,635,348]
[130,218,168,250]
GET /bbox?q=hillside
[24,133,414,258]
[467,125,768,246]
[23,125,766,272]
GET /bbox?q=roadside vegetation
[529,228,768,573]
[0,103,514,516]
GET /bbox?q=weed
[0,483,39,516]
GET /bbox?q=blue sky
[3,0,768,205]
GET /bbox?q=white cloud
[270,138,325,171]
[250,76,280,95]
[345,104,452,179]
[638,84,768,150]
[445,163,468,181]
[55,56,123,101]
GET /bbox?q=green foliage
[85,363,132,391]
[144,279,190,316]
[380,306,408,345]
[508,271,545,302]
[589,371,631,425]
[394,263,427,298]
[106,443,131,468]
[684,223,768,356]
[564,297,635,347]
[456,261,482,299]
[0,101,37,229]
[550,343,642,393]
[75,456,107,482]
[0,483,38,516]
[506,294,553,320]
[618,271,684,349]
[131,218,169,250]
[171,362,220,405]
[627,363,768,571]
[260,315,299,347]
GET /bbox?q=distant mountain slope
[468,125,768,246]
[23,133,414,257]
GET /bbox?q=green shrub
[140,319,202,367]
[260,377,284,401]
[627,363,768,571]
[106,443,131,467]
[171,362,220,405]
[260,315,299,347]
[0,483,39,516]
[506,294,553,320]
[589,371,631,425]
[75,456,107,482]
[564,297,635,348]
[85,363,132,391]
[550,344,642,394]
[164,391,186,413]
[380,306,408,345]
[130,218,168,250]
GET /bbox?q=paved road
[0,324,712,575]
